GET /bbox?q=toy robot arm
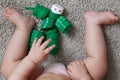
[55,16,72,34]
[25,4,50,20]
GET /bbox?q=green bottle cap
[45,29,60,55]
[40,17,55,30]
[55,16,72,33]
[49,11,60,20]
[33,4,50,19]
[46,29,59,40]
[50,47,59,55]
[29,29,44,48]
[25,7,34,10]
[45,28,57,34]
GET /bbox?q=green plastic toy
[26,4,72,55]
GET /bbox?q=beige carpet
[0,0,120,80]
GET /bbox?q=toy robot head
[51,4,64,15]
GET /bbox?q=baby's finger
[44,45,56,54]
[66,69,72,78]
[40,39,51,50]
[36,36,44,47]
[32,38,37,47]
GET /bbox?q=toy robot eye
[54,8,56,10]
[59,10,61,12]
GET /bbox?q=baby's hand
[67,61,91,80]
[28,36,55,65]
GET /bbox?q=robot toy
[26,4,72,55]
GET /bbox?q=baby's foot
[67,61,90,80]
[4,7,35,30]
[84,11,118,25]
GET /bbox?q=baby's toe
[4,8,11,18]
[4,7,16,17]
[110,17,118,23]
[5,7,11,14]
[108,12,118,22]
[113,16,118,22]
[4,12,8,17]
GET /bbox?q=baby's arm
[8,36,55,80]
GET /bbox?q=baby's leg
[1,7,35,78]
[67,11,118,80]
[83,11,118,80]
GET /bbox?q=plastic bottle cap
[51,4,64,15]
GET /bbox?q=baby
[1,7,118,80]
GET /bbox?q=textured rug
[0,0,120,80]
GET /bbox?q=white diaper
[43,62,69,77]
[41,55,69,77]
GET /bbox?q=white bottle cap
[51,4,64,15]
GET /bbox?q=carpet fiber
[0,0,120,80]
